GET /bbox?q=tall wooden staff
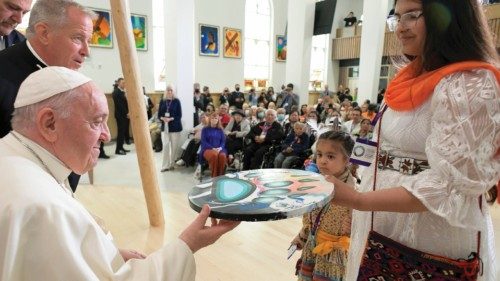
[109,0,164,226]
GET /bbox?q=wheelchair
[260,141,283,169]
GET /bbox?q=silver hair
[164,84,176,97]
[293,122,306,129]
[265,109,277,117]
[26,0,96,39]
[11,88,84,131]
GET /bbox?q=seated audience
[305,110,320,136]
[354,118,373,140]
[299,104,308,122]
[361,103,378,122]
[283,110,299,136]
[243,109,284,170]
[218,104,231,128]
[224,110,250,164]
[267,101,276,110]
[276,108,286,127]
[205,104,215,115]
[274,122,310,168]
[257,89,269,108]
[342,107,362,135]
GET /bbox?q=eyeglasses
[386,10,423,32]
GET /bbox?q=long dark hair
[420,0,498,71]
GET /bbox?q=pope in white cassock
[0,67,239,280]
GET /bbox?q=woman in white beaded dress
[327,0,499,280]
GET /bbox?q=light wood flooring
[77,184,500,280]
[77,185,301,281]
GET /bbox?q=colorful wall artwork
[223,27,242,58]
[131,14,147,51]
[199,24,219,56]
[276,35,287,62]
[188,169,334,221]
[90,9,113,48]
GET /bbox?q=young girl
[292,131,356,281]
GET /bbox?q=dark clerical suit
[0,40,81,191]
[112,86,129,153]
[2,30,25,50]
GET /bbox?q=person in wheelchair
[224,109,250,165]
[274,122,310,168]
[243,109,284,170]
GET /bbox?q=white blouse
[346,69,500,280]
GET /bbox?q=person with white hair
[0,67,239,280]
[243,109,284,170]
[158,84,183,172]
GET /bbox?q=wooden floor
[77,185,301,281]
[77,184,500,280]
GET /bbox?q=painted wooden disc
[188,169,334,221]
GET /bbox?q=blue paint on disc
[259,188,290,196]
[298,178,318,182]
[213,178,256,203]
[263,181,293,188]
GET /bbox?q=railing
[332,4,500,60]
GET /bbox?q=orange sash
[385,60,500,111]
[312,230,350,256]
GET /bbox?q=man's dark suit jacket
[0,40,81,191]
[4,30,25,49]
[0,40,45,137]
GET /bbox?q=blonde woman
[158,84,183,172]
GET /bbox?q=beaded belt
[377,151,429,175]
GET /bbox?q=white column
[285,0,315,105]
[357,0,389,104]
[165,0,195,132]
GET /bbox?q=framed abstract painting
[131,14,147,51]
[223,27,242,58]
[276,35,287,62]
[89,8,113,48]
[199,24,219,56]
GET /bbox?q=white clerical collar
[9,131,72,185]
[26,40,49,67]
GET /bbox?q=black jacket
[0,40,46,137]
[4,30,25,49]
[247,121,284,146]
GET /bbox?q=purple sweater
[199,127,227,162]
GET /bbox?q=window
[309,34,329,90]
[244,0,272,88]
[152,0,166,91]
